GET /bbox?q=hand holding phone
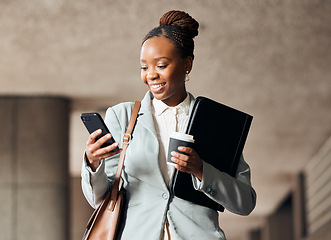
[80,112,120,152]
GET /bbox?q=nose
[146,69,158,80]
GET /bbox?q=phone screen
[81,113,119,151]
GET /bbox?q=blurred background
[0,0,330,240]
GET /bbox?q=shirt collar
[152,93,191,116]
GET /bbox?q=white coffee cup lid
[170,132,195,143]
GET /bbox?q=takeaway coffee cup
[167,132,195,165]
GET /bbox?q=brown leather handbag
[82,101,141,240]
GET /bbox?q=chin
[150,91,165,100]
[153,94,166,101]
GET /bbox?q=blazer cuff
[81,153,105,186]
[191,160,207,190]
[192,161,220,198]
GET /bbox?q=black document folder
[170,96,253,211]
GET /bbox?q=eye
[157,64,168,69]
[140,66,148,71]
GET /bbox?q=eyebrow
[140,57,171,63]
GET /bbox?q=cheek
[169,70,185,84]
[170,64,186,82]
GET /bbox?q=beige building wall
[70,177,94,240]
[0,97,70,240]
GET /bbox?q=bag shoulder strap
[108,101,141,211]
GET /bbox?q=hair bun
[159,10,199,38]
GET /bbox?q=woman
[82,10,256,240]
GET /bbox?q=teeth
[151,83,165,89]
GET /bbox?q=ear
[184,56,193,73]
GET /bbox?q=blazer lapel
[135,91,182,190]
[137,91,158,139]
[188,92,196,114]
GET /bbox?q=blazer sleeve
[81,105,127,209]
[192,155,256,215]
[81,157,111,209]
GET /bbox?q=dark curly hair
[142,10,199,60]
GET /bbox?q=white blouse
[151,93,193,185]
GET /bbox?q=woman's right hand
[85,129,121,171]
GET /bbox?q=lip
[149,82,166,92]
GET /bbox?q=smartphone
[80,112,120,152]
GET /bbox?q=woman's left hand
[171,147,203,181]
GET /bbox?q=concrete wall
[70,177,94,240]
[0,97,70,240]
[303,137,331,240]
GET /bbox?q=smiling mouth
[150,82,166,89]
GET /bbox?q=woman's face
[140,36,192,107]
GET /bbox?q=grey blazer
[81,91,256,240]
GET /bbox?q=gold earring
[185,71,190,82]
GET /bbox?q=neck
[162,92,187,107]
